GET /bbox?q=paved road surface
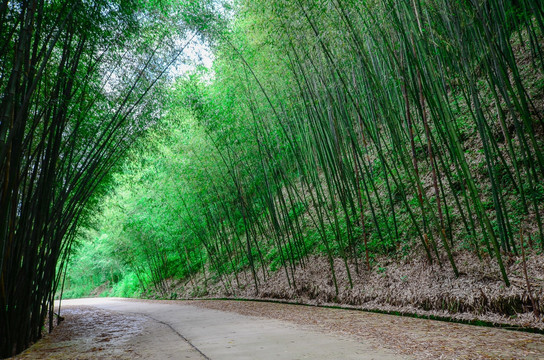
[15,297,405,360]
[14,298,544,359]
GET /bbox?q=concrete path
[56,298,405,360]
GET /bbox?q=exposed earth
[11,298,544,359]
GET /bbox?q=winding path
[13,298,544,359]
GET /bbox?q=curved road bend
[14,298,544,359]
[24,297,404,360]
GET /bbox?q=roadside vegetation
[63,0,544,325]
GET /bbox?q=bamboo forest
[2,0,544,358]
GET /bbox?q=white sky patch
[100,29,215,101]
[169,35,215,81]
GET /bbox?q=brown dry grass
[156,251,544,331]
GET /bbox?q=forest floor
[11,298,544,359]
[155,252,544,331]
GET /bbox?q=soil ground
[157,253,544,331]
[10,298,544,359]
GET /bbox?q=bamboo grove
[0,0,215,356]
[63,0,544,306]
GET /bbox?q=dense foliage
[63,0,544,306]
[0,0,218,356]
